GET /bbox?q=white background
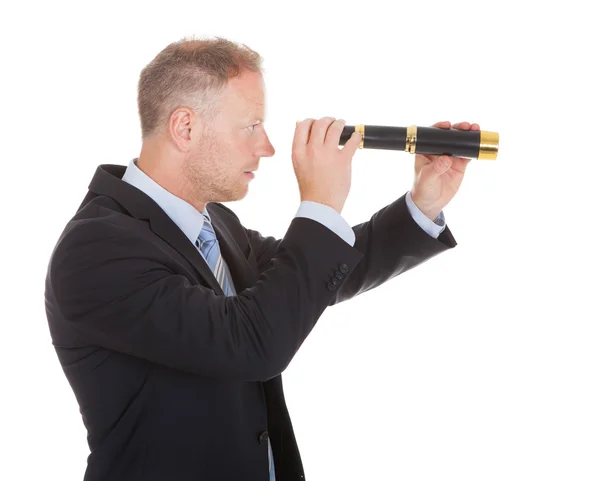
[1,1,599,480]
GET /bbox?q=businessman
[45,36,478,481]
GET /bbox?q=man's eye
[247,124,256,132]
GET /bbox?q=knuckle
[330,119,343,130]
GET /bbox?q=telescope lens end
[478,131,499,160]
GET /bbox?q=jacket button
[330,278,338,286]
[339,263,348,274]
[327,282,336,291]
[334,270,343,279]
[258,431,269,444]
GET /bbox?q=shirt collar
[121,158,210,245]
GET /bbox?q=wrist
[300,196,343,215]
[410,190,440,221]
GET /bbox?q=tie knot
[197,216,216,246]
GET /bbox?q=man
[44,36,479,481]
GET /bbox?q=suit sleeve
[49,216,363,382]
[328,192,458,305]
[243,227,283,275]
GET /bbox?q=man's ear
[170,107,194,151]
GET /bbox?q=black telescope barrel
[340,125,483,158]
[416,127,480,158]
[340,125,407,150]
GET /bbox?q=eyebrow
[247,104,266,123]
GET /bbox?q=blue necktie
[196,215,235,296]
[196,214,276,481]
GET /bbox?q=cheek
[207,134,232,159]
[228,134,254,158]
[198,130,252,171]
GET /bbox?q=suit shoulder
[51,196,149,265]
[71,195,147,236]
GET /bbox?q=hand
[410,121,479,221]
[292,117,362,214]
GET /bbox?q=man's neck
[135,152,207,214]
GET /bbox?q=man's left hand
[410,121,479,221]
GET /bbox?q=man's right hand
[292,117,363,214]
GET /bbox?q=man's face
[184,70,275,205]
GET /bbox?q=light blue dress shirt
[122,158,446,248]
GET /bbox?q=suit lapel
[146,206,225,295]
[87,164,255,295]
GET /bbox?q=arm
[49,216,363,382]
[293,191,447,244]
[405,190,447,238]
[329,191,457,305]
[245,192,454,299]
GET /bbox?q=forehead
[223,71,265,114]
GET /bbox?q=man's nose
[263,141,275,157]
[258,133,275,157]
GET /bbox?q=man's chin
[215,186,249,204]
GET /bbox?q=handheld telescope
[340,124,499,160]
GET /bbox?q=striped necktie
[195,214,276,481]
[196,214,235,296]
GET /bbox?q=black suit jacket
[44,164,457,480]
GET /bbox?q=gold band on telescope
[406,125,417,154]
[478,131,499,160]
[355,124,365,149]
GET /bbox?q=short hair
[137,36,263,140]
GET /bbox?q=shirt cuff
[405,191,446,238]
[294,201,356,246]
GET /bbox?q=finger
[471,123,480,131]
[340,130,363,157]
[453,157,472,170]
[324,118,347,147]
[432,121,451,129]
[451,121,471,130]
[308,116,336,145]
[292,118,315,152]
